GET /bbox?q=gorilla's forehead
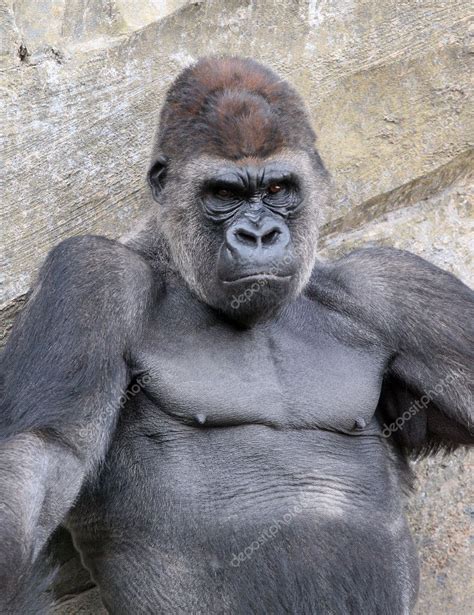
[204,161,299,187]
[176,148,319,187]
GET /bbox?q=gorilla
[1,56,473,615]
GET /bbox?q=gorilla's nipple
[195,413,207,426]
[353,417,367,431]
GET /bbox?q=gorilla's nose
[226,218,290,259]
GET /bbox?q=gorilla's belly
[69,421,418,614]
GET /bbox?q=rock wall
[1,1,472,613]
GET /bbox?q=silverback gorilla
[1,56,473,614]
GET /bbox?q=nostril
[235,229,258,246]
[262,229,281,246]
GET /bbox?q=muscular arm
[0,236,152,613]
[310,247,473,452]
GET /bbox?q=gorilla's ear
[311,149,328,175]
[147,155,168,201]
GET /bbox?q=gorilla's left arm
[312,247,473,452]
[0,236,153,613]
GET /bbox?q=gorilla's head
[147,56,330,322]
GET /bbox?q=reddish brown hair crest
[153,56,317,162]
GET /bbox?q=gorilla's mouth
[220,273,293,285]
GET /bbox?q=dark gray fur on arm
[0,235,152,613]
[311,246,474,453]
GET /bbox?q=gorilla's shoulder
[47,234,151,275]
[309,245,462,297]
[50,233,145,263]
[38,234,155,311]
[306,246,430,310]
[306,245,473,330]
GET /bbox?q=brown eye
[268,184,282,194]
[216,188,232,198]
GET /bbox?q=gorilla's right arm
[0,235,152,613]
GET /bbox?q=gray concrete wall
[1,1,472,612]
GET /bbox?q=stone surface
[408,451,473,615]
[319,150,474,286]
[1,1,473,613]
[1,0,192,55]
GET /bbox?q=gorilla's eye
[268,183,283,194]
[216,188,233,199]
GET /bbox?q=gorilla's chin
[214,275,298,325]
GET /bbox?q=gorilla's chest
[134,302,386,433]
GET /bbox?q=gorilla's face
[150,149,328,322]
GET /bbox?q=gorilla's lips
[217,245,298,285]
[220,272,293,285]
